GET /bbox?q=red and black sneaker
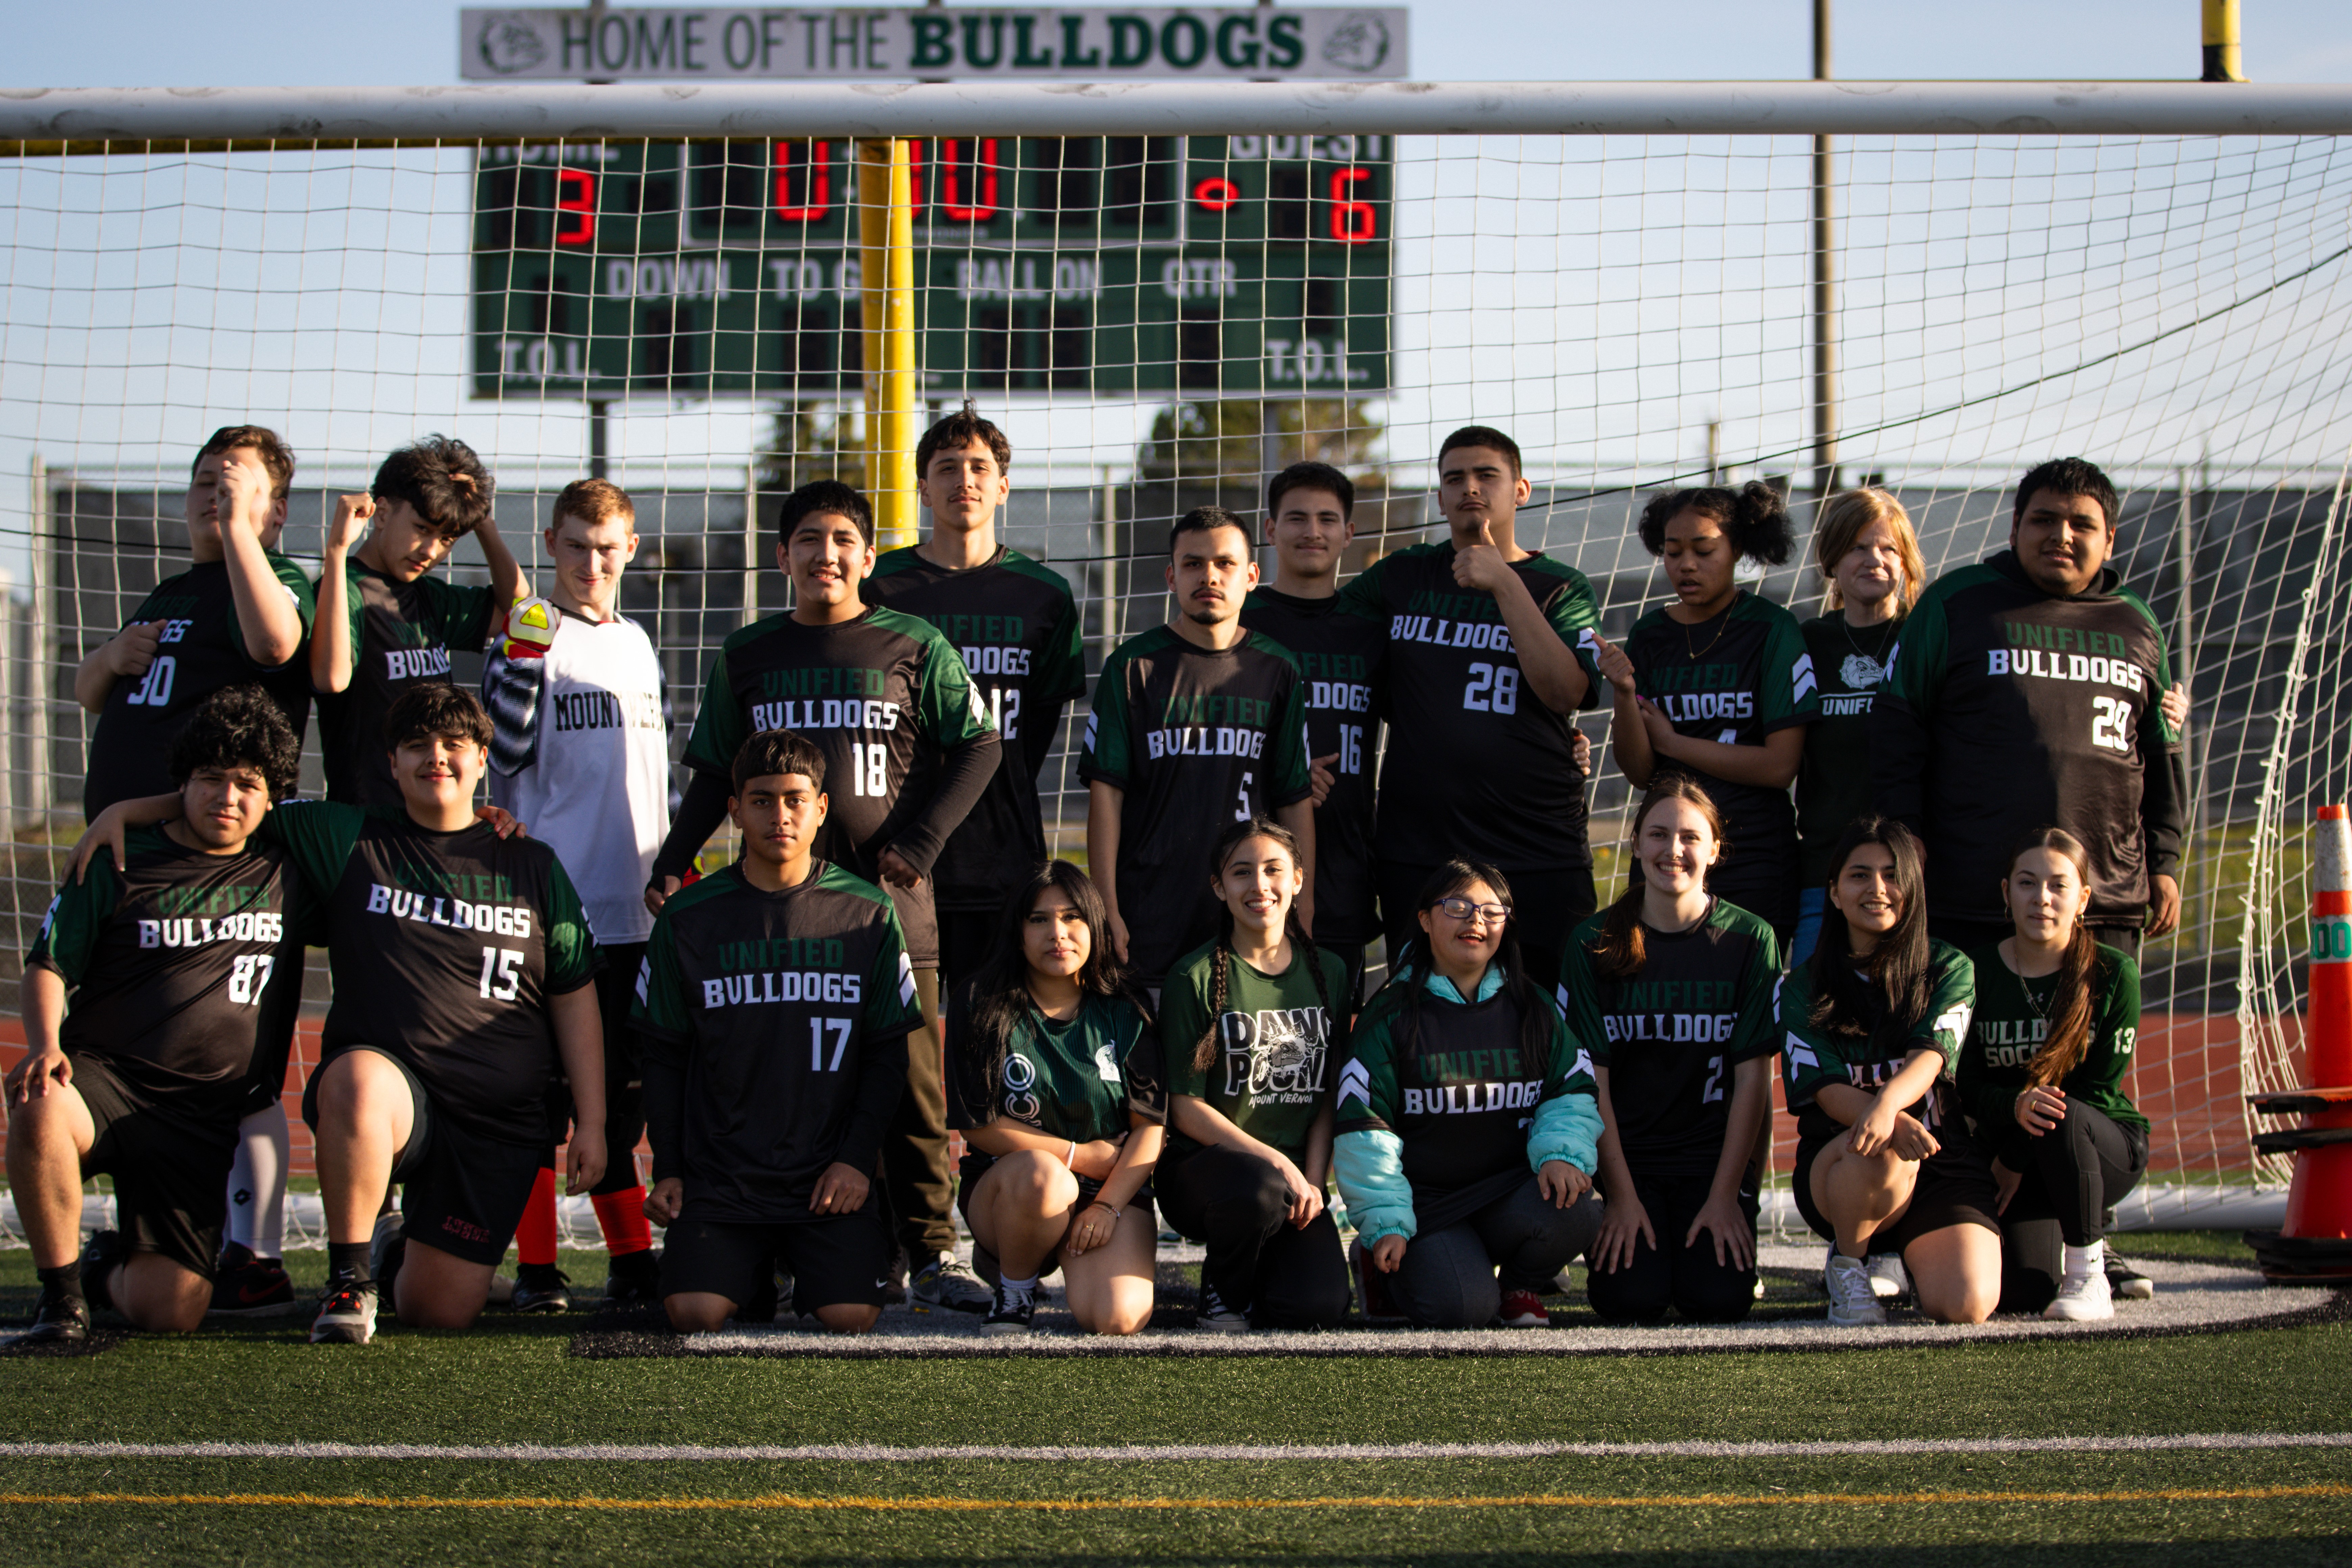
[1497,1288,1550,1328]
[209,1242,299,1318]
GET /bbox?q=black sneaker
[603,1249,661,1305]
[980,1279,1034,1336]
[1195,1283,1250,1332]
[513,1263,572,1314]
[2106,1256,2155,1301]
[23,1284,90,1345]
[81,1230,127,1316]
[309,1276,379,1345]
[209,1241,298,1318]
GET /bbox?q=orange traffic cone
[2247,804,2352,1281]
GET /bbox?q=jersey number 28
[1463,662,1519,714]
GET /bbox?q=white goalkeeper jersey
[485,600,671,947]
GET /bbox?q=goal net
[2,116,2347,1241]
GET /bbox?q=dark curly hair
[382,681,492,753]
[916,401,1012,478]
[169,684,301,800]
[780,479,874,546]
[1636,480,1794,566]
[372,435,493,539]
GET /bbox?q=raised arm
[216,447,303,667]
[472,508,527,611]
[311,494,373,695]
[1451,523,1591,714]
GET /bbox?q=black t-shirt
[634,860,926,1223]
[1240,587,1386,943]
[1557,899,1781,1177]
[266,802,597,1146]
[1621,592,1820,927]
[682,606,998,962]
[317,562,500,808]
[83,556,317,821]
[864,545,1085,912]
[1338,543,1602,873]
[1796,613,1900,887]
[26,824,307,1101]
[1076,624,1313,982]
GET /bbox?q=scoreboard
[470,134,1392,398]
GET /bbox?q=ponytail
[2010,827,2103,1087]
[1593,775,1729,981]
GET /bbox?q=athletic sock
[998,1272,1037,1305]
[2062,1240,2105,1280]
[37,1261,84,1304]
[591,1186,654,1256]
[518,1167,560,1268]
[327,1241,373,1283]
[226,1103,290,1259]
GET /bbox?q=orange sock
[518,1167,559,1268]
[592,1186,654,1256]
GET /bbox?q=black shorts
[660,1204,890,1314]
[301,1045,542,1268]
[1794,1128,2001,1255]
[74,1055,244,1278]
[953,1152,1155,1232]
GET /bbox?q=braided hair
[953,859,1148,1116]
[1391,858,1554,1072]
[2006,827,2104,1089]
[1590,775,1726,981]
[1191,817,1336,1074]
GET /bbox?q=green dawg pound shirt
[1079,626,1313,982]
[1796,613,1901,887]
[944,988,1166,1160]
[265,802,597,1146]
[1339,543,1603,873]
[682,606,998,962]
[82,554,318,821]
[634,860,925,1225]
[1622,591,1821,928]
[26,825,307,1100]
[1957,942,2149,1141]
[317,562,501,808]
[864,545,1086,913]
[1335,972,1597,1234]
[1778,940,1976,1146]
[1156,938,1348,1163]
[1558,899,1781,1177]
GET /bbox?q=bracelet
[1090,1200,1122,1222]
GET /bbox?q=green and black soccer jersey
[1334,972,1597,1234]
[1156,938,1348,1162]
[1622,591,1820,927]
[633,860,926,1224]
[1778,940,1976,1145]
[26,825,307,1100]
[1796,612,1900,887]
[83,555,318,820]
[1079,625,1313,982]
[682,606,999,962]
[1559,898,1781,1177]
[1338,542,1601,875]
[1873,550,2187,925]
[263,801,597,1145]
[1241,587,1387,944]
[864,545,1085,913]
[1957,942,2149,1141]
[317,562,501,808]
[944,987,1165,1156]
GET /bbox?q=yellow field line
[0,1484,2341,1514]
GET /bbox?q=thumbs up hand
[1451,516,1512,594]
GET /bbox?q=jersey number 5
[1463,662,1519,714]
[478,947,525,1001]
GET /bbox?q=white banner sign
[461,7,1406,81]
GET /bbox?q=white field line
[0,1434,2344,1464]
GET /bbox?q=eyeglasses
[1433,896,1509,924]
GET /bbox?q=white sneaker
[1866,1252,1909,1301]
[2045,1269,2114,1321]
[1824,1252,1888,1326]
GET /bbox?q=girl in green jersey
[947,861,1166,1336]
[1960,829,2151,1322]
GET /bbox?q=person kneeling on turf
[1334,861,1603,1329]
[12,686,309,1340]
[637,731,926,1336]
[81,682,607,1344]
[946,860,1166,1336]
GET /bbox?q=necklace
[1681,600,1734,660]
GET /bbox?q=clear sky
[7,1,2352,87]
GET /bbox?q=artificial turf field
[0,1231,2344,1566]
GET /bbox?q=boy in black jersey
[651,480,1000,1312]
[1340,426,1604,992]
[1083,506,1316,988]
[864,407,1085,994]
[1240,463,1383,1007]
[638,731,926,1334]
[82,683,606,1345]
[13,687,308,1342]
[313,436,524,807]
[1872,458,2188,957]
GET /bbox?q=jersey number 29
[2090,695,2131,753]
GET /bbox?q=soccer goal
[1,81,2348,1240]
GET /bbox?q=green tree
[1134,398,1383,485]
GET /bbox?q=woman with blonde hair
[1793,487,1926,967]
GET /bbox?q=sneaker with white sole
[910,1253,993,1315]
[1824,1252,1888,1326]
[309,1276,379,1345]
[1865,1252,1909,1302]
[1195,1284,1251,1331]
[2045,1269,2114,1321]
[980,1279,1035,1335]
[2106,1257,2155,1301]
[1496,1288,1549,1327]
